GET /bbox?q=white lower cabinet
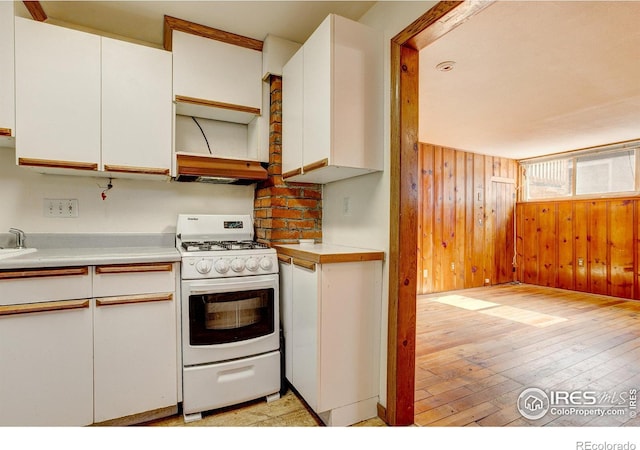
[276,244,383,426]
[92,263,178,424]
[0,268,94,426]
[0,263,178,426]
[93,293,177,423]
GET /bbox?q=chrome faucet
[9,228,26,249]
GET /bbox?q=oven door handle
[188,278,275,295]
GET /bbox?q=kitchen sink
[0,248,37,260]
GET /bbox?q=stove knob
[214,259,230,274]
[245,257,259,272]
[259,257,273,271]
[195,259,213,275]
[231,258,246,273]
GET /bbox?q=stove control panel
[182,254,278,279]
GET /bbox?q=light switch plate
[44,199,78,218]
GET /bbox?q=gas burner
[181,241,227,252]
[221,241,269,251]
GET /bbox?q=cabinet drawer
[0,267,91,306]
[92,262,175,297]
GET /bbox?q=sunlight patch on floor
[427,294,500,310]
[478,305,567,327]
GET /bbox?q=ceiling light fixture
[436,61,456,72]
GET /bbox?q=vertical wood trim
[557,201,574,290]
[417,145,424,295]
[571,202,578,290]
[474,153,486,287]
[464,153,475,287]
[442,147,456,291]
[606,201,612,296]
[632,200,640,299]
[515,203,522,282]
[575,201,589,292]
[552,203,560,287]
[485,156,495,284]
[387,41,418,426]
[455,150,467,289]
[434,146,444,291]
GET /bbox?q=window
[522,144,638,201]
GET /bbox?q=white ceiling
[420,1,640,160]
[16,1,375,46]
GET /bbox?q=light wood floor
[415,283,640,427]
[144,388,386,427]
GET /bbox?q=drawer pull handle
[0,299,90,316]
[103,165,170,176]
[277,255,292,264]
[0,266,89,280]
[96,293,173,307]
[95,263,173,274]
[18,158,98,171]
[293,258,316,271]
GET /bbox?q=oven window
[189,288,275,345]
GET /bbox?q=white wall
[0,147,255,234]
[322,0,437,409]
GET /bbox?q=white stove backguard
[176,214,253,243]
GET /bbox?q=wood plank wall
[516,198,637,300]
[417,143,519,294]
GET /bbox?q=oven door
[181,274,279,366]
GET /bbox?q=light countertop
[0,233,180,269]
[274,243,384,264]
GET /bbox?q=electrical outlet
[577,257,585,267]
[44,199,78,218]
[450,262,455,271]
[423,269,428,278]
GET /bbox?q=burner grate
[181,240,269,252]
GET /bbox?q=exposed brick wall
[254,75,322,246]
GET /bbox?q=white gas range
[176,214,281,422]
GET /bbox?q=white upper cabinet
[282,14,383,184]
[172,30,262,123]
[0,2,15,145]
[101,37,172,176]
[15,18,172,179]
[15,17,101,171]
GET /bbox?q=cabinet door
[302,15,332,169]
[173,30,262,112]
[282,47,304,177]
[278,259,294,381]
[291,261,320,411]
[93,294,178,423]
[14,17,101,170]
[317,261,382,412]
[0,301,93,426]
[101,38,172,176]
[332,15,383,170]
[0,3,14,139]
